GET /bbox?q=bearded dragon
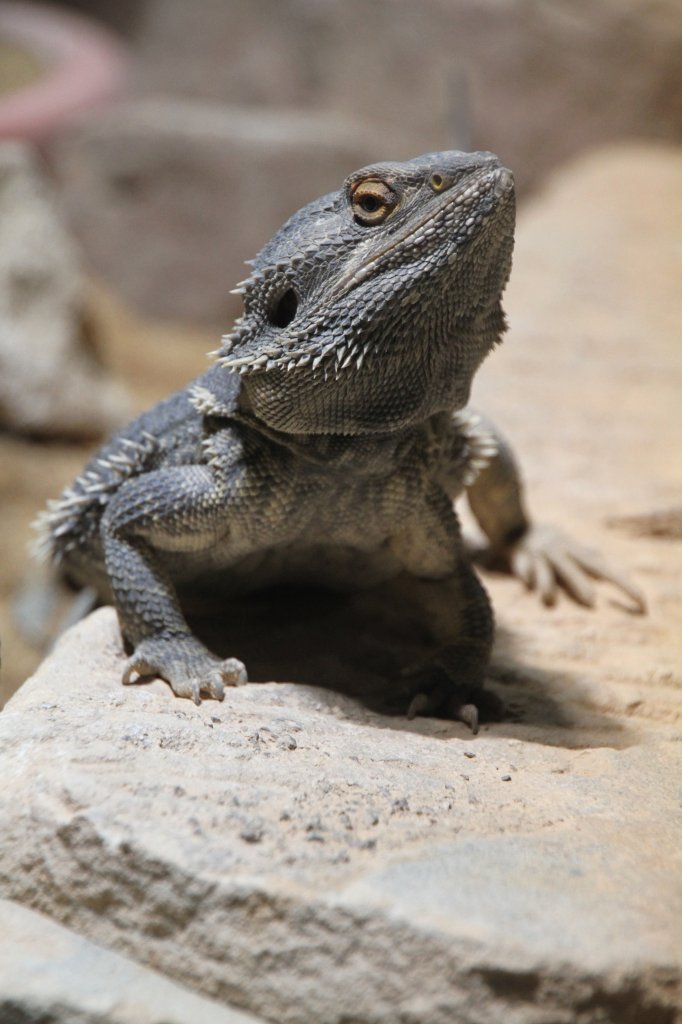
[36,151,644,732]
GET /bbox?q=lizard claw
[402,645,487,732]
[406,692,432,719]
[454,702,479,734]
[407,690,480,733]
[508,524,647,613]
[122,637,247,703]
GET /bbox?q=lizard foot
[406,690,480,733]
[507,524,647,612]
[122,636,247,704]
[397,647,501,734]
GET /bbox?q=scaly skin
[36,151,645,732]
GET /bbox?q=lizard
[35,150,645,733]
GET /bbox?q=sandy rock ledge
[0,605,680,1024]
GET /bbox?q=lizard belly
[180,542,404,594]
[163,460,422,588]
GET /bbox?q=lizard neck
[228,395,441,472]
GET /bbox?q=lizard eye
[351,179,399,226]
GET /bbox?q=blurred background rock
[0,0,681,702]
[37,0,682,323]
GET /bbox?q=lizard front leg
[390,489,494,733]
[101,465,246,704]
[463,413,646,612]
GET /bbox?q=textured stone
[132,0,682,194]
[0,607,680,1024]
[50,2,682,323]
[0,141,131,437]
[0,897,265,1024]
[52,100,379,323]
[0,144,681,1023]
[50,0,682,326]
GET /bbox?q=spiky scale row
[33,431,157,563]
[452,411,499,486]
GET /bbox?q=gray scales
[36,151,645,733]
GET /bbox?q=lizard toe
[221,657,248,687]
[406,687,480,734]
[399,643,489,731]
[121,637,247,703]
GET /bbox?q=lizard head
[218,150,515,435]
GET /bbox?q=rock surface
[0,607,680,1024]
[52,100,379,323]
[0,897,265,1024]
[1,144,681,1023]
[132,0,682,195]
[0,141,131,436]
[50,0,682,323]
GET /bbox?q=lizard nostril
[268,288,298,328]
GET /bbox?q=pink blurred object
[0,1,127,141]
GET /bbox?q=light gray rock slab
[0,607,680,1024]
[52,99,379,323]
[0,897,265,1024]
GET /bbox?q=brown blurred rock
[40,0,144,37]
[49,0,682,323]
[51,100,380,323]
[0,141,131,437]
[132,0,682,192]
[0,282,215,708]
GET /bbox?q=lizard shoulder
[187,364,241,419]
[426,409,498,498]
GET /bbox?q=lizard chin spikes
[219,340,368,378]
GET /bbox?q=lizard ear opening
[268,287,298,328]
